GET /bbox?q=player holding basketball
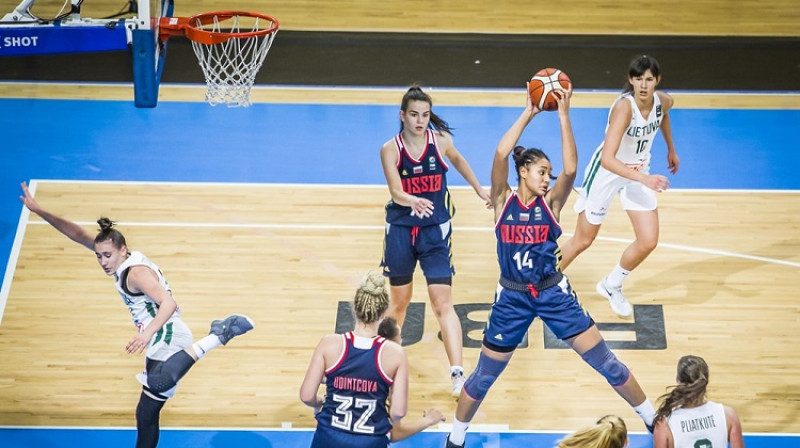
[653,355,744,448]
[379,84,491,396]
[558,55,679,317]
[19,182,254,448]
[300,271,409,448]
[445,85,656,448]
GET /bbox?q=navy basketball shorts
[380,221,454,279]
[310,428,390,448]
[483,275,593,348]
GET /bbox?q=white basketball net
[190,14,277,107]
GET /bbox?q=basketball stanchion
[159,11,279,107]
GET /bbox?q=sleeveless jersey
[495,192,562,284]
[114,251,181,331]
[385,129,454,226]
[666,400,728,448]
[583,92,663,187]
[316,332,393,437]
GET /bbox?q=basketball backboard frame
[0,0,174,108]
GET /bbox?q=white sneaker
[596,277,633,317]
[451,370,466,397]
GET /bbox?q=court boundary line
[0,180,34,324]
[14,178,800,193]
[25,220,799,269]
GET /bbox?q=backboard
[0,0,174,108]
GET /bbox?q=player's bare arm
[380,141,434,217]
[124,266,178,354]
[19,181,95,250]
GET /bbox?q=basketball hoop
[160,11,279,107]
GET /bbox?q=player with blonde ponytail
[300,272,409,448]
[556,415,628,448]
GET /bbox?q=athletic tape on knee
[580,341,630,386]
[463,352,509,400]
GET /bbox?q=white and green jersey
[582,92,663,188]
[114,251,181,331]
[667,400,728,448]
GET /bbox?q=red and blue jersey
[385,130,454,226]
[495,192,562,284]
[315,332,393,439]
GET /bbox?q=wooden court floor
[1,181,798,434]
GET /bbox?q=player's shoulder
[656,90,675,109]
[432,129,454,145]
[380,338,404,353]
[609,94,634,116]
[319,332,345,349]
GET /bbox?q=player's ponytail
[556,414,627,448]
[94,217,127,249]
[655,355,710,422]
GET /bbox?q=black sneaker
[445,434,465,448]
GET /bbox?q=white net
[189,14,278,107]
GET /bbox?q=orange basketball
[528,68,572,111]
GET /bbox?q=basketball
[528,68,571,111]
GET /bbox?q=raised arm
[439,133,491,209]
[491,87,539,220]
[658,91,680,174]
[380,141,434,218]
[545,89,577,218]
[19,181,94,250]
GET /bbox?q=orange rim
[159,11,279,45]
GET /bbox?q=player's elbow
[390,407,407,423]
[299,388,317,408]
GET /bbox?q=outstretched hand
[422,408,445,426]
[19,181,41,213]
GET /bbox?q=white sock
[633,399,656,426]
[450,365,464,376]
[606,263,630,288]
[191,334,223,360]
[450,417,470,445]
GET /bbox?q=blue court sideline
[0,426,795,447]
[1,93,799,447]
